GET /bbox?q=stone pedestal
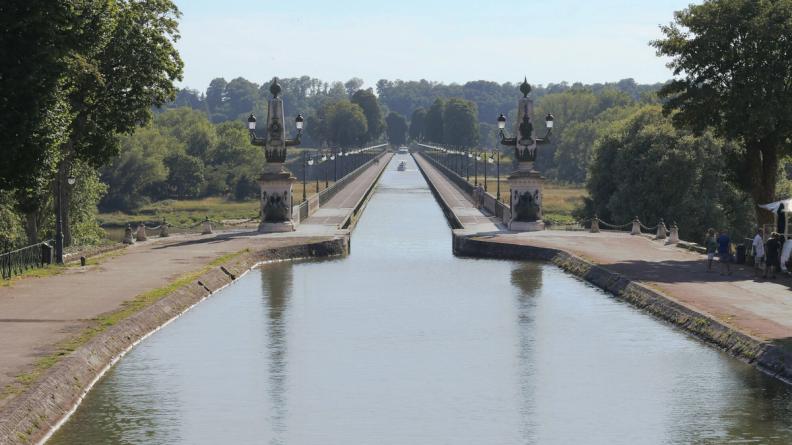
[258,166,297,233]
[508,162,545,232]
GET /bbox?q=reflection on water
[50,154,792,444]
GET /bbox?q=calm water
[50,155,792,444]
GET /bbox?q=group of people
[704,228,787,278]
[751,228,786,279]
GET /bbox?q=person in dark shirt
[717,229,732,276]
[765,233,782,279]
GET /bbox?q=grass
[97,182,335,229]
[1,249,247,402]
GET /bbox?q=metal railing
[0,241,52,279]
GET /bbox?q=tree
[443,98,479,147]
[316,100,368,147]
[0,2,97,192]
[424,98,445,143]
[56,0,183,245]
[225,77,262,120]
[409,108,426,141]
[206,77,228,121]
[386,112,408,146]
[164,153,205,199]
[351,88,384,142]
[344,77,364,96]
[585,106,754,241]
[651,0,792,224]
[100,126,175,211]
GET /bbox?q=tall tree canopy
[443,98,479,147]
[586,106,754,241]
[424,98,445,143]
[0,1,108,191]
[350,88,384,143]
[385,112,408,147]
[409,108,426,141]
[652,0,792,223]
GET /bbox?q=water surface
[51,155,792,444]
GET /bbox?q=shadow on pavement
[603,258,792,289]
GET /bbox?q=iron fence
[1,241,51,280]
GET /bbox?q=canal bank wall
[0,237,348,445]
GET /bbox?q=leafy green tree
[0,1,96,191]
[424,98,445,143]
[156,108,217,159]
[100,126,175,211]
[225,77,262,120]
[409,108,426,141]
[585,106,754,241]
[443,98,479,147]
[652,0,792,223]
[344,77,364,96]
[206,77,228,122]
[351,88,384,142]
[326,101,368,147]
[55,0,182,245]
[385,112,408,146]
[164,153,205,199]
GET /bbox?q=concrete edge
[411,152,464,230]
[0,237,349,445]
[452,233,792,386]
[341,153,394,231]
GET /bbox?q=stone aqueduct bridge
[3,146,792,444]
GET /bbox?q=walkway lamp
[247,78,303,232]
[497,77,556,231]
[474,151,481,186]
[55,174,76,264]
[495,151,501,202]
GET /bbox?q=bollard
[656,219,667,240]
[122,224,135,244]
[201,217,213,235]
[160,218,170,237]
[136,223,147,242]
[80,256,86,267]
[631,217,641,235]
[668,222,680,244]
[590,215,600,233]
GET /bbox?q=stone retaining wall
[453,233,792,385]
[0,237,347,445]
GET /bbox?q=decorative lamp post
[495,151,501,201]
[55,174,76,264]
[497,77,555,231]
[248,78,303,232]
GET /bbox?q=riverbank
[413,150,792,385]
[0,153,392,445]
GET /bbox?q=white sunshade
[758,198,792,213]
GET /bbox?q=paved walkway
[415,151,792,344]
[413,153,503,233]
[299,153,392,232]
[0,155,389,406]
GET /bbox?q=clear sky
[173,0,694,91]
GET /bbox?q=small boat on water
[397,161,407,171]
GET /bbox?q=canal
[50,155,792,444]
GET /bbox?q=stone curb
[453,233,792,386]
[0,237,348,445]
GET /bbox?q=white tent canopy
[759,199,792,213]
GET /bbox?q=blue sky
[173,0,694,91]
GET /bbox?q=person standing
[717,229,732,276]
[705,228,718,272]
[765,232,782,279]
[752,228,765,278]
